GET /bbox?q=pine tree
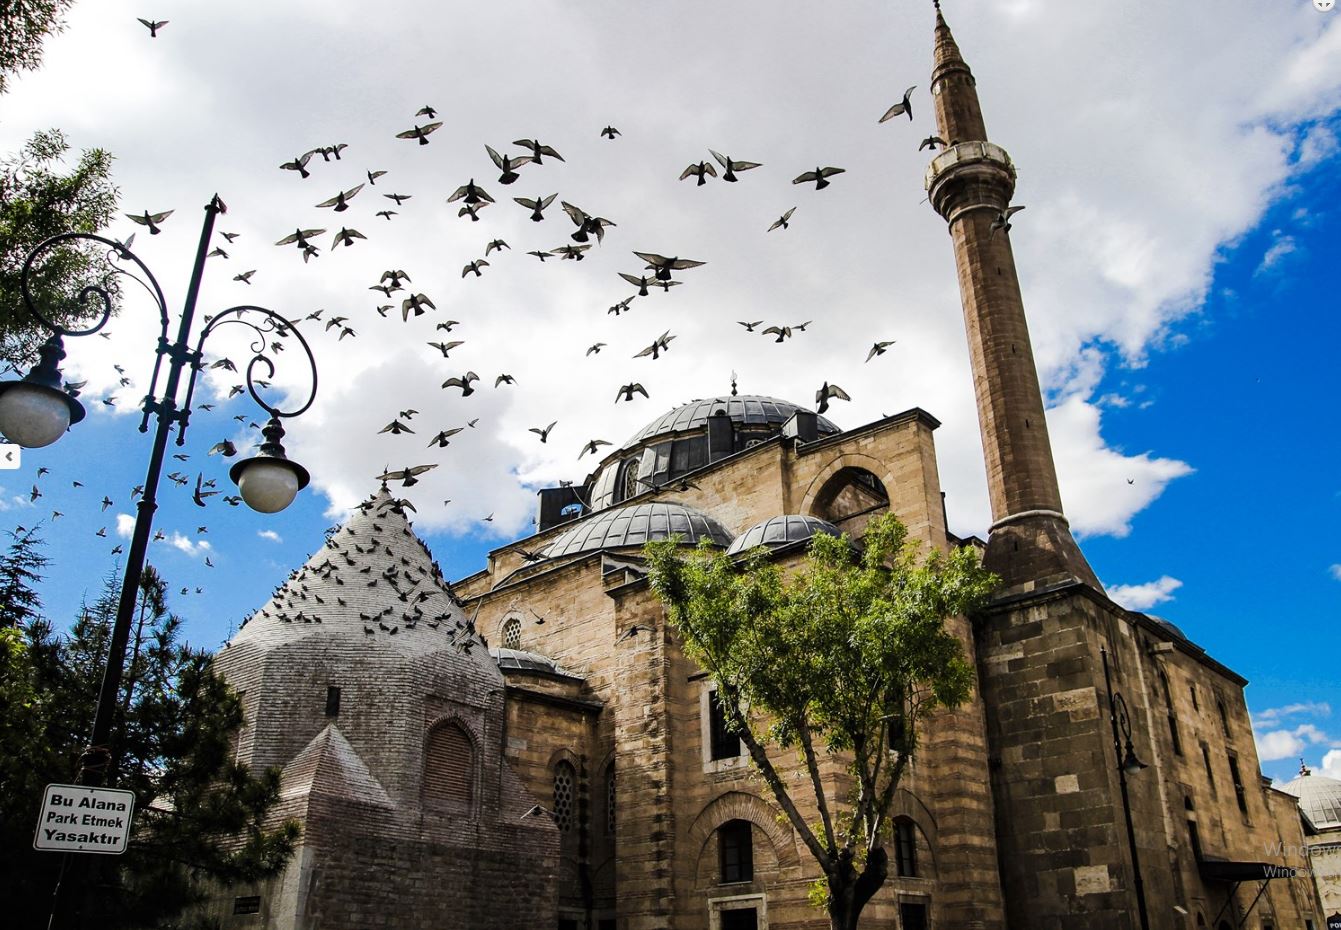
[0,525,50,628]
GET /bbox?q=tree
[0,128,119,369]
[645,513,998,930]
[0,524,50,627]
[0,558,299,928]
[0,0,78,94]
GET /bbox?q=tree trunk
[826,846,889,930]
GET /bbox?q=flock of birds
[7,15,1034,618]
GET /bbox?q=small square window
[324,686,340,717]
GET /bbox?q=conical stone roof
[229,488,481,658]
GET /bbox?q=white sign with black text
[33,784,135,855]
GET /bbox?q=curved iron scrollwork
[19,232,170,339]
[188,306,319,422]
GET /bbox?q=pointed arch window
[424,721,474,808]
[1159,670,1182,756]
[894,818,919,877]
[553,761,576,833]
[502,617,521,650]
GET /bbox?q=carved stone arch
[889,787,940,879]
[799,453,893,534]
[422,715,481,813]
[685,790,801,872]
[497,610,525,650]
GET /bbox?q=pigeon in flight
[462,260,489,278]
[233,270,256,284]
[279,152,314,178]
[554,244,590,261]
[401,293,436,320]
[600,125,621,139]
[484,239,509,255]
[762,325,793,343]
[615,383,649,403]
[367,169,387,185]
[377,464,438,487]
[316,183,364,211]
[485,145,533,185]
[768,207,796,232]
[208,440,238,457]
[137,18,168,37]
[495,374,516,388]
[126,210,174,235]
[679,161,717,186]
[512,139,564,164]
[919,135,947,151]
[275,228,325,250]
[193,472,220,507]
[607,297,635,316]
[865,341,896,362]
[586,343,606,356]
[207,247,229,259]
[529,421,557,443]
[815,382,851,415]
[514,193,557,222]
[579,439,611,459]
[376,210,397,221]
[331,227,366,248]
[442,372,480,396]
[879,86,918,122]
[416,105,438,118]
[634,252,706,281]
[738,320,764,332]
[427,340,464,357]
[792,167,845,190]
[619,273,656,297]
[396,122,443,145]
[709,150,762,182]
[379,420,415,435]
[427,428,464,448]
[633,331,676,360]
[562,201,615,244]
[990,205,1026,238]
[457,204,487,222]
[384,192,412,205]
[447,179,495,206]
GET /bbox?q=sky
[0,0,1338,784]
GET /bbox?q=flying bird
[401,293,436,320]
[527,250,553,262]
[427,340,464,357]
[375,210,397,221]
[208,440,237,457]
[207,247,229,259]
[126,210,174,234]
[815,382,851,415]
[919,135,947,151]
[554,244,590,261]
[442,372,480,396]
[233,270,256,284]
[762,325,793,343]
[990,205,1026,237]
[376,464,438,487]
[607,297,635,316]
[457,204,487,222]
[379,420,415,435]
[485,145,533,184]
[529,421,557,443]
[137,18,168,37]
[484,239,509,255]
[462,260,489,278]
[586,342,606,356]
[331,227,366,248]
[383,192,412,205]
[679,160,717,186]
[447,179,495,206]
[275,228,325,250]
[792,167,845,190]
[619,273,656,297]
[512,139,564,164]
[600,125,620,139]
[633,331,676,360]
[495,374,516,388]
[768,207,796,232]
[514,193,557,222]
[738,320,764,332]
[367,169,387,185]
[615,383,649,403]
[396,122,443,145]
[316,183,364,211]
[634,252,706,281]
[280,153,314,178]
[709,150,762,182]
[579,439,611,459]
[416,105,438,118]
[561,201,615,243]
[879,85,918,123]
[193,472,220,507]
[427,428,463,448]
[865,341,896,362]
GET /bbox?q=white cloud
[257,529,282,543]
[1255,701,1332,726]
[162,533,212,558]
[1328,564,1341,581]
[1107,575,1183,611]
[115,513,135,539]
[1255,232,1298,275]
[1323,749,1341,781]
[1256,724,1334,762]
[1298,124,1339,167]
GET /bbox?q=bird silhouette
[396,122,443,145]
[634,252,706,281]
[462,260,489,278]
[608,297,635,316]
[401,293,436,321]
[379,420,415,435]
[615,383,649,403]
[554,244,590,261]
[815,382,851,414]
[331,227,366,248]
[376,210,397,221]
[495,374,516,388]
[207,246,229,259]
[316,183,364,211]
[529,421,557,442]
[990,205,1026,238]
[448,179,495,206]
[275,228,325,250]
[458,203,488,222]
[919,135,947,151]
[126,210,174,235]
[416,105,438,118]
[485,239,509,255]
[427,340,464,357]
[514,193,557,222]
[634,331,676,360]
[561,202,615,244]
[137,18,168,37]
[738,320,764,332]
[427,428,463,448]
[768,207,796,232]
[383,192,412,205]
[376,464,438,487]
[442,372,480,396]
[865,341,896,362]
[586,343,606,356]
[792,167,845,190]
[579,439,611,459]
[879,86,917,122]
[512,138,564,164]
[279,153,314,178]
[762,325,793,343]
[679,160,717,186]
[485,145,533,185]
[709,150,762,182]
[600,125,621,139]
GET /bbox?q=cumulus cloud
[1323,749,1341,781]
[1255,723,1334,762]
[1106,575,1183,611]
[1255,231,1299,275]
[160,533,212,558]
[1254,701,1332,727]
[115,513,135,539]
[1329,564,1341,581]
[257,530,282,543]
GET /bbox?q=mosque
[198,8,1327,930]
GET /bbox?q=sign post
[33,784,135,855]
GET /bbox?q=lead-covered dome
[542,501,733,558]
[1280,766,1341,830]
[618,395,840,453]
[726,515,842,556]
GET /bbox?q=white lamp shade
[237,458,301,513]
[0,383,72,448]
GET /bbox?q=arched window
[502,617,521,650]
[718,820,753,883]
[1217,697,1231,738]
[553,761,576,833]
[894,818,918,877]
[811,466,890,530]
[605,762,616,836]
[424,721,474,808]
[1159,670,1182,756]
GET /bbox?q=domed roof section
[618,395,840,453]
[1148,615,1188,641]
[491,648,582,680]
[1280,765,1341,830]
[542,501,733,559]
[228,489,477,658]
[726,514,842,556]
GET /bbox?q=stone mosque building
[201,9,1327,930]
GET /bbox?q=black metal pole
[1102,647,1151,930]
[48,198,222,930]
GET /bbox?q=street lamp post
[1101,646,1151,930]
[0,196,318,926]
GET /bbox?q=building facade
[202,9,1324,930]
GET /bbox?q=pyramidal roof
[281,723,394,809]
[229,488,480,657]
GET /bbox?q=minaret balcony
[925,141,1018,220]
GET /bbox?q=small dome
[1148,616,1188,641]
[1279,767,1341,830]
[726,515,842,556]
[618,395,840,453]
[491,648,581,680]
[542,501,733,559]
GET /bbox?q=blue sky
[0,0,1338,784]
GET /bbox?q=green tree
[0,557,299,928]
[0,524,49,627]
[645,513,998,930]
[0,128,119,369]
[0,0,78,94]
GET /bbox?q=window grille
[502,617,521,650]
[424,722,474,808]
[553,761,576,832]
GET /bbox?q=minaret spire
[924,7,1101,590]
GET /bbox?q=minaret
[924,3,1101,590]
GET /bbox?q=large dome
[542,501,733,559]
[618,395,840,453]
[1279,766,1341,830]
[726,515,842,556]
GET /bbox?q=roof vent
[783,410,818,443]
